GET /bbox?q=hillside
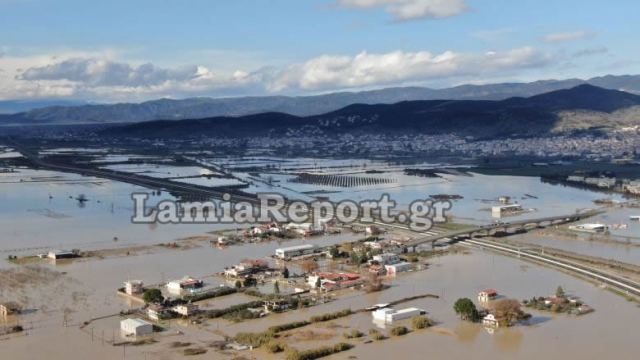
[3,75,640,125]
[102,85,640,139]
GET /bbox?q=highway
[404,210,603,248]
[462,239,640,297]
[367,213,640,297]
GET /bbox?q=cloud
[269,47,553,92]
[336,0,468,21]
[18,58,200,87]
[543,31,595,43]
[5,46,557,101]
[573,46,608,58]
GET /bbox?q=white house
[478,289,498,302]
[482,314,500,328]
[173,303,198,317]
[124,280,144,295]
[167,276,204,295]
[372,253,400,265]
[121,318,153,337]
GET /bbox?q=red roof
[240,259,269,268]
[481,289,498,296]
[317,272,360,281]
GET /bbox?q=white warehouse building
[275,244,318,259]
[372,307,424,323]
[120,318,153,337]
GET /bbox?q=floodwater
[1,156,639,359]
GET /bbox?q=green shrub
[204,300,263,319]
[284,343,354,360]
[266,340,286,353]
[310,309,352,323]
[390,326,409,336]
[368,328,385,340]
[268,321,310,333]
[183,348,207,356]
[343,329,364,339]
[234,331,275,347]
[411,316,431,330]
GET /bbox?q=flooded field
[1,153,639,359]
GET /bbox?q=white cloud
[336,0,468,21]
[269,47,553,91]
[3,46,557,101]
[543,31,595,43]
[18,58,200,87]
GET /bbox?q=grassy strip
[234,309,352,347]
[285,343,354,360]
[203,300,264,319]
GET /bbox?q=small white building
[173,303,198,317]
[478,289,498,302]
[167,276,204,295]
[121,318,153,337]
[482,314,500,328]
[372,253,401,265]
[372,307,423,323]
[124,280,144,295]
[384,262,413,275]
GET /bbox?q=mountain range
[2,74,640,126]
[103,84,640,139]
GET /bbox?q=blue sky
[0,0,638,101]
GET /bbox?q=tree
[142,288,164,304]
[453,298,479,322]
[556,286,565,298]
[492,299,528,325]
[243,276,257,287]
[274,281,280,294]
[282,267,290,279]
[365,272,383,293]
[328,246,340,258]
[235,280,242,288]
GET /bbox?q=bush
[411,316,431,330]
[390,326,409,336]
[268,321,310,333]
[266,340,286,353]
[343,329,364,339]
[183,348,207,356]
[368,328,385,341]
[284,343,354,360]
[310,309,352,323]
[182,286,236,302]
[235,331,275,347]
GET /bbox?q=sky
[0,0,638,102]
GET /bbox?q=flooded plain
[1,154,639,359]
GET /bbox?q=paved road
[462,238,640,297]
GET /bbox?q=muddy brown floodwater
[1,166,639,359]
